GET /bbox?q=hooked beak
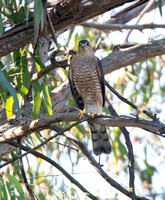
[79,43,85,49]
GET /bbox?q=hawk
[69,40,111,155]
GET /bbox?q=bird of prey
[69,40,111,155]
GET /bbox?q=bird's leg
[91,103,101,118]
[98,156,104,167]
[77,108,86,119]
[77,102,86,119]
[91,112,97,119]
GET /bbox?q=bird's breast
[71,56,103,106]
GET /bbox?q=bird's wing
[96,57,106,106]
[68,67,84,110]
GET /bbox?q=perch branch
[0,112,165,143]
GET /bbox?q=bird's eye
[86,42,89,46]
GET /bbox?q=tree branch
[30,38,165,84]
[102,38,165,75]
[0,0,134,57]
[0,112,165,144]
[81,22,165,31]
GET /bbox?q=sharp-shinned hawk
[69,40,111,155]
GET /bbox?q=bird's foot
[77,109,86,119]
[91,112,101,119]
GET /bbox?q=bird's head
[78,40,92,55]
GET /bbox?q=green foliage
[158,0,163,16]
[0,13,2,36]
[0,0,33,27]
[34,0,44,31]
[1,6,33,24]
[0,174,25,199]
[32,80,42,120]
[42,82,53,116]
[0,66,20,117]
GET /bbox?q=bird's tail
[89,122,111,155]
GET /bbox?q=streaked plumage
[69,40,111,155]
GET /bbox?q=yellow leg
[90,112,101,119]
[77,108,86,119]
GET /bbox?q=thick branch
[0,112,165,143]
[55,0,82,17]
[0,0,134,57]
[102,38,165,74]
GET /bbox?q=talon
[77,109,86,119]
[91,112,100,119]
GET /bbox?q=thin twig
[31,61,68,83]
[17,139,38,200]
[111,0,147,18]
[105,80,156,120]
[47,12,58,46]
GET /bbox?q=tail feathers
[89,122,111,156]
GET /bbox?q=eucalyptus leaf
[0,68,20,117]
